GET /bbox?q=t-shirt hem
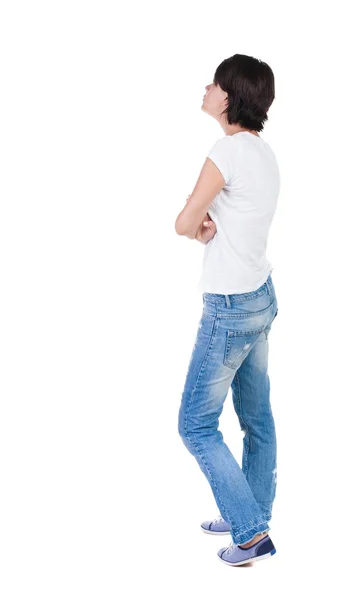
[197,267,273,295]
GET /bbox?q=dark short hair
[213,54,275,132]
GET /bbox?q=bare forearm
[183,213,211,240]
[179,194,212,241]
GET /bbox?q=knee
[177,415,186,441]
[177,415,192,449]
[178,429,195,455]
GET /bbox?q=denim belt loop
[265,278,272,298]
[225,294,232,308]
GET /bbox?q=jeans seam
[183,317,235,528]
[183,316,219,442]
[184,435,234,529]
[234,371,251,468]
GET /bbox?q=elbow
[175,214,197,239]
[175,216,187,236]
[175,225,195,239]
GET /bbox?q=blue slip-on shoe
[217,534,276,566]
[201,514,232,535]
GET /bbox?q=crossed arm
[174,156,226,243]
[183,198,215,244]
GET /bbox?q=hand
[195,218,217,244]
[186,193,216,243]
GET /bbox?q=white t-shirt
[197,131,280,294]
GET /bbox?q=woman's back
[197,131,280,295]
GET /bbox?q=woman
[175,54,280,567]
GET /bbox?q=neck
[219,119,260,137]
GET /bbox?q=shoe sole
[218,548,276,566]
[201,526,231,535]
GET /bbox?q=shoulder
[208,135,234,152]
[206,136,236,182]
[207,135,238,163]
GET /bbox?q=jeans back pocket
[223,328,263,369]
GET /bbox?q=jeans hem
[262,513,272,522]
[232,520,271,545]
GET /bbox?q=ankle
[239,531,268,548]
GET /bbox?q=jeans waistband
[203,273,275,308]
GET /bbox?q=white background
[1,1,338,597]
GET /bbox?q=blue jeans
[178,274,278,546]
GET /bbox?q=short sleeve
[206,136,234,185]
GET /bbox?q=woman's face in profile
[202,82,228,118]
